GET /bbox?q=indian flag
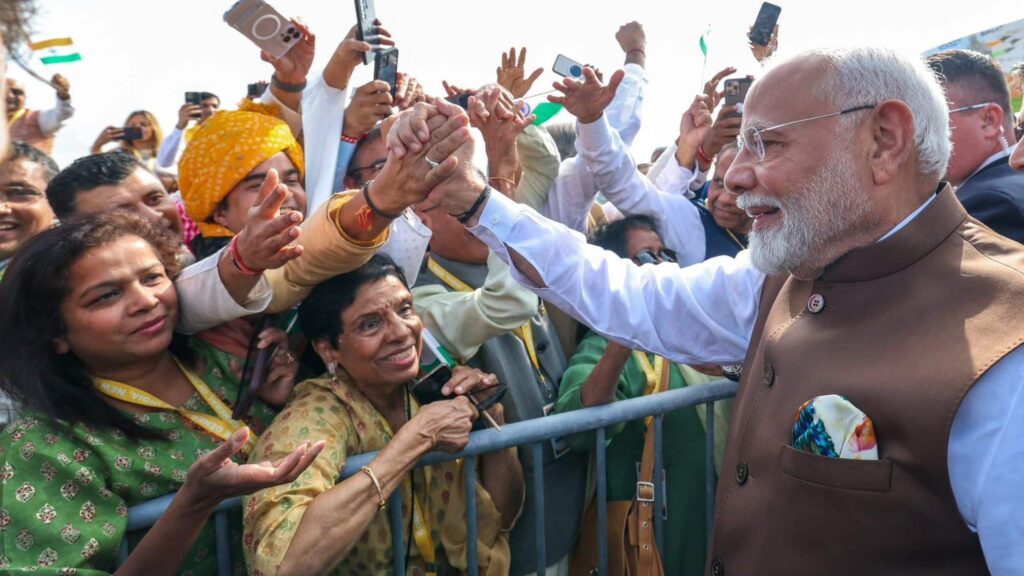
[29,37,81,65]
[699,26,711,56]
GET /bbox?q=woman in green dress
[556,216,727,576]
[0,212,323,575]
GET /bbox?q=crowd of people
[0,0,1023,574]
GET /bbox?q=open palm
[549,67,625,124]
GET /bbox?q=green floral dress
[0,338,278,575]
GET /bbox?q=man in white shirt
[387,46,1024,575]
[6,74,73,155]
[156,92,220,171]
[926,49,1024,244]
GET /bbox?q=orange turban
[179,102,304,238]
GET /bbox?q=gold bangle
[360,465,386,510]
[489,176,518,189]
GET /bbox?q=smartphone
[411,364,453,406]
[223,0,301,60]
[749,2,781,47]
[444,92,471,110]
[354,0,377,66]
[552,54,585,80]
[184,92,201,106]
[247,83,264,99]
[121,126,144,141]
[374,47,399,99]
[723,77,753,116]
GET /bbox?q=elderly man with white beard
[381,47,1024,575]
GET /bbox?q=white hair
[769,47,951,179]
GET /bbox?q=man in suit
[927,49,1024,244]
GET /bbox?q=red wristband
[340,133,360,144]
[228,236,264,276]
[697,145,713,165]
[627,48,646,58]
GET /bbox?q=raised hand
[177,103,201,130]
[549,67,626,124]
[701,105,744,164]
[393,73,427,110]
[325,20,395,90]
[91,126,124,152]
[370,100,471,212]
[468,86,534,182]
[677,94,715,155]
[233,168,304,271]
[616,21,646,64]
[703,66,737,109]
[262,19,315,85]
[497,47,544,99]
[343,80,393,140]
[51,73,70,100]
[180,427,326,509]
[748,24,780,63]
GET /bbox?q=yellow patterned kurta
[242,374,512,576]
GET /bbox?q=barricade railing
[122,379,738,575]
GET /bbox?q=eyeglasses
[632,249,677,266]
[949,102,998,115]
[737,104,877,163]
[347,158,387,178]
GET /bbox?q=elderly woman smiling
[243,255,524,576]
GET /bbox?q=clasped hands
[363,97,495,223]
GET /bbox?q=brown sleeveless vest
[706,185,1024,575]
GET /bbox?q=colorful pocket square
[792,394,878,460]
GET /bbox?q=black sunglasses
[633,249,677,265]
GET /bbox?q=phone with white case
[224,0,301,60]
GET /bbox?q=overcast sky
[14,0,1024,168]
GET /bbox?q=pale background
[12,0,1024,169]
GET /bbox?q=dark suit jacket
[956,156,1024,244]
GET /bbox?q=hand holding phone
[224,0,302,60]
[121,126,144,141]
[748,2,781,47]
[723,77,753,117]
[354,0,378,65]
[552,54,586,80]
[374,47,399,99]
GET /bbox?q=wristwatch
[722,365,743,382]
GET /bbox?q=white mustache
[736,193,784,216]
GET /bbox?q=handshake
[365,92,519,226]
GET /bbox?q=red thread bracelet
[229,236,264,276]
[340,133,360,144]
[697,145,713,165]
[627,48,646,58]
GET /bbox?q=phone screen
[750,2,781,47]
[411,365,453,406]
[374,48,399,99]
[354,0,377,65]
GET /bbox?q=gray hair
[776,47,951,179]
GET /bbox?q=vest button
[711,557,725,576]
[763,363,775,387]
[807,293,825,314]
[736,462,749,485]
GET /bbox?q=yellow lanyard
[633,352,667,426]
[427,257,545,381]
[92,357,256,454]
[7,108,27,128]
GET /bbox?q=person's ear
[980,104,1005,136]
[311,338,339,368]
[211,201,231,228]
[868,100,915,186]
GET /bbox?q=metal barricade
[123,379,737,575]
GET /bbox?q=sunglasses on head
[632,249,677,266]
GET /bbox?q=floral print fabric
[242,373,512,576]
[792,394,878,460]
[0,338,277,575]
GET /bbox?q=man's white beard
[739,147,870,276]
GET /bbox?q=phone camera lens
[286,26,295,34]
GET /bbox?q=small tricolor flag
[29,38,81,65]
[699,26,711,57]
